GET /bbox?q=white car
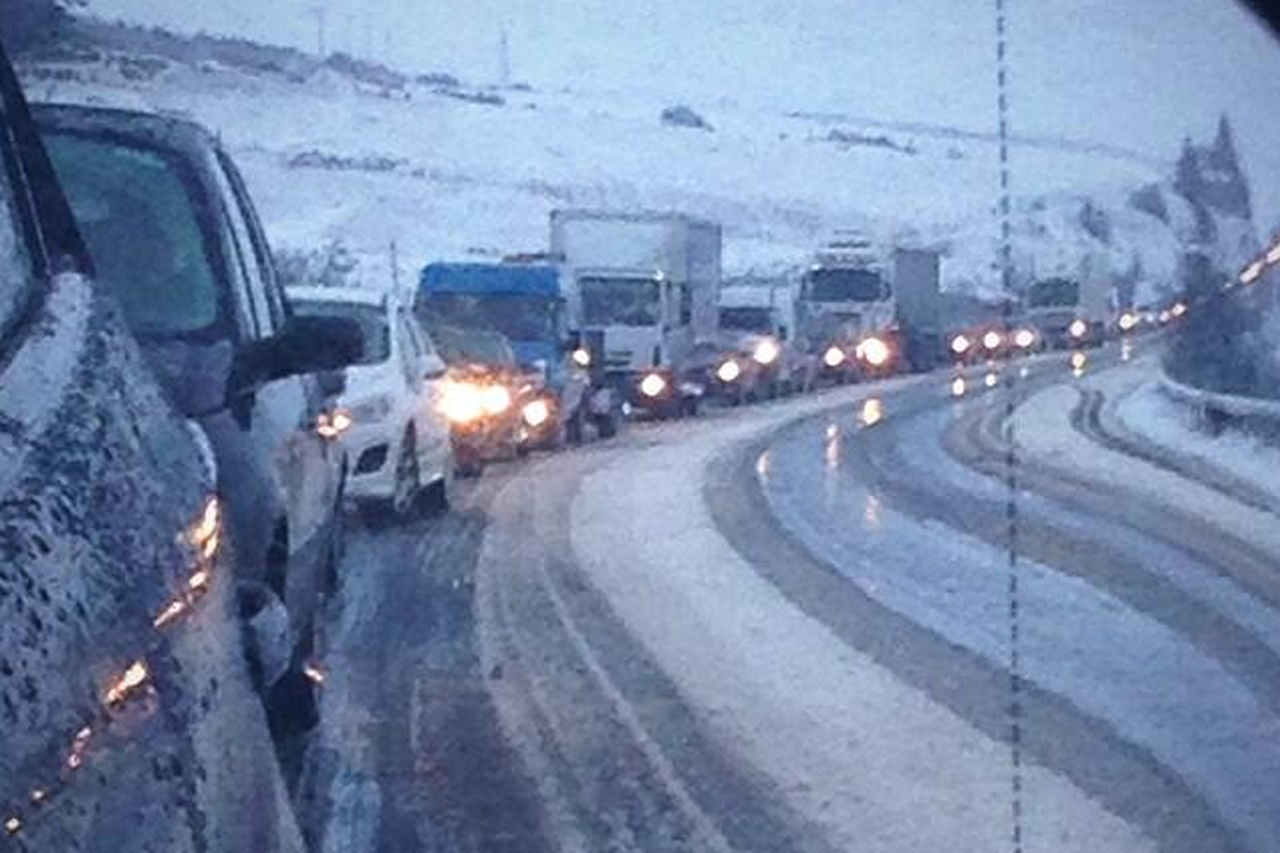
[289,287,454,521]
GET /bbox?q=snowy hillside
[15,21,1257,304]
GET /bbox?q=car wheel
[390,430,421,518]
[595,413,618,439]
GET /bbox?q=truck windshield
[1027,279,1080,308]
[419,293,559,342]
[291,300,391,365]
[580,276,661,326]
[806,268,884,302]
[719,306,773,333]
[432,324,516,367]
[43,132,222,338]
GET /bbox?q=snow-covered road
[315,338,1279,852]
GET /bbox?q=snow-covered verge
[1111,367,1280,500]
[14,20,1251,304]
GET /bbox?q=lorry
[796,232,898,380]
[417,261,616,443]
[551,209,721,418]
[714,278,810,398]
[796,236,943,378]
[1023,251,1113,349]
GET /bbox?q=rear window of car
[43,132,222,338]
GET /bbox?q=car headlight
[752,338,780,366]
[480,384,512,416]
[982,330,1003,351]
[571,347,592,368]
[951,334,971,355]
[522,398,552,428]
[440,380,485,424]
[315,408,353,439]
[1013,328,1036,349]
[1068,319,1088,339]
[1170,302,1187,318]
[857,336,891,367]
[716,359,742,383]
[823,346,845,368]
[1118,312,1139,332]
[639,372,667,398]
[349,395,393,423]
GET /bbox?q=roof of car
[31,102,222,161]
[287,285,388,309]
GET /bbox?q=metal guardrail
[1158,374,1280,437]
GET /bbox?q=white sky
[84,0,1280,226]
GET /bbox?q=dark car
[0,42,302,850]
[34,103,363,731]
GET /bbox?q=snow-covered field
[19,20,1242,304]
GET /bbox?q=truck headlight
[752,338,780,366]
[823,346,845,368]
[982,330,1003,351]
[716,359,742,383]
[571,347,592,368]
[522,398,551,428]
[639,372,667,398]
[857,336,891,367]
[480,384,512,416]
[1013,328,1036,349]
[951,334,971,355]
[1118,312,1139,332]
[440,380,485,424]
[1068,319,1088,339]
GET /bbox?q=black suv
[0,42,303,849]
[34,104,363,725]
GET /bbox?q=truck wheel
[594,413,618,439]
[566,406,585,445]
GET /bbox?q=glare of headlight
[752,338,780,366]
[522,398,551,428]
[859,397,884,427]
[1241,260,1264,285]
[315,408,353,439]
[858,336,891,367]
[951,334,971,355]
[1268,244,1280,265]
[1070,351,1088,374]
[1013,328,1036,349]
[440,380,485,424]
[480,384,512,416]
[572,347,591,368]
[1158,309,1172,324]
[951,377,967,397]
[1068,319,1088,339]
[640,372,667,398]
[716,359,741,383]
[982,330,1003,351]
[1118,312,1139,332]
[1170,302,1187,318]
[984,371,999,388]
[823,346,845,368]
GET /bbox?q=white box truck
[551,210,721,417]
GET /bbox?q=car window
[0,133,33,342]
[291,299,390,365]
[43,132,223,338]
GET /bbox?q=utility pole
[498,27,512,86]
[390,240,401,295]
[307,6,328,58]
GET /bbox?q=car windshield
[11,4,1280,853]
[43,132,222,337]
[719,306,773,332]
[291,299,390,365]
[805,268,884,302]
[418,292,559,341]
[580,276,661,326]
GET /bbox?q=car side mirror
[229,315,364,400]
